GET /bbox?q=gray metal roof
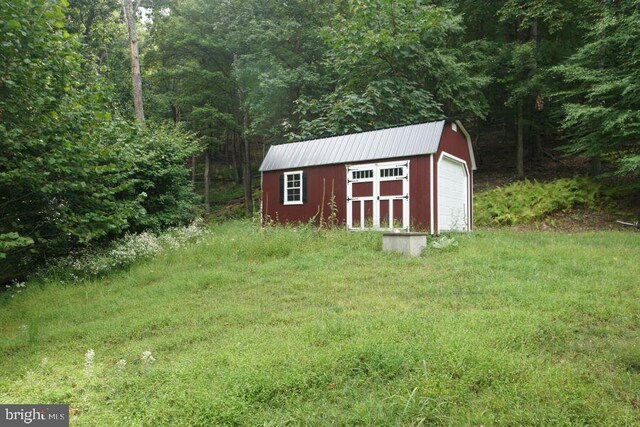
[259,121,447,172]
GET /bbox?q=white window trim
[283,170,304,205]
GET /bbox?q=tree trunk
[531,20,543,163]
[242,113,253,216]
[203,149,211,217]
[516,101,525,178]
[122,0,145,124]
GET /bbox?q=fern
[474,177,602,226]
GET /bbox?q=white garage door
[438,155,468,232]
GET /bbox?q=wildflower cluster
[141,351,156,365]
[2,281,26,299]
[41,219,210,282]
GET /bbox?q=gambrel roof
[259,120,475,172]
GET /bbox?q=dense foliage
[0,0,199,281]
[140,0,638,182]
[554,0,640,178]
[474,177,601,226]
[293,0,489,138]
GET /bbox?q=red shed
[259,120,476,233]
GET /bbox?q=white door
[346,161,409,230]
[438,154,469,231]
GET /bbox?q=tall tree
[1,0,199,281]
[554,0,640,180]
[145,0,336,215]
[442,0,598,177]
[66,0,133,113]
[122,0,145,123]
[293,0,489,139]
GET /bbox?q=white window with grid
[284,171,303,204]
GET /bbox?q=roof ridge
[282,120,446,146]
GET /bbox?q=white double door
[346,161,409,230]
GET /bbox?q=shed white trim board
[430,154,434,234]
[437,152,470,232]
[455,120,476,170]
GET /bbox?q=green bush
[0,1,202,282]
[474,177,601,226]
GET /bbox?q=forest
[1,0,639,281]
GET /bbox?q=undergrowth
[474,177,602,226]
[36,219,209,283]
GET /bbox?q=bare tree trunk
[224,129,229,164]
[122,0,145,124]
[242,113,253,216]
[516,101,525,178]
[204,149,211,217]
[530,20,543,163]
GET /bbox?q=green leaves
[294,0,488,138]
[554,0,640,178]
[0,0,201,282]
[0,233,34,260]
[474,177,602,226]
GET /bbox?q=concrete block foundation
[382,232,427,257]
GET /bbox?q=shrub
[474,177,601,226]
[0,1,201,282]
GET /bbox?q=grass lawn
[1,222,638,426]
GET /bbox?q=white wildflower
[84,349,95,376]
[37,219,208,281]
[141,350,156,365]
[115,359,127,370]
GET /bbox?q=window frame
[283,170,304,205]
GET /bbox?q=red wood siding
[352,182,373,197]
[262,163,348,225]
[262,155,433,230]
[380,180,402,196]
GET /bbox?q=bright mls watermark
[1,405,69,426]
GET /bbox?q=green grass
[1,223,639,426]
